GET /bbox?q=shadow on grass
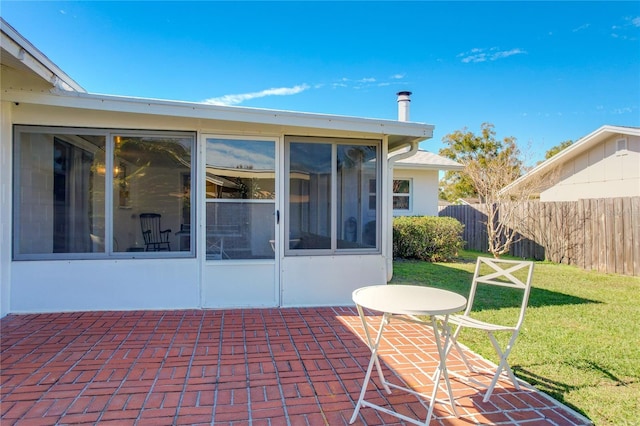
[513,365,585,415]
[511,359,633,421]
[391,260,600,310]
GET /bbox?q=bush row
[393,216,464,262]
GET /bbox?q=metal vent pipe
[396,91,412,122]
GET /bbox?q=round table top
[352,285,467,316]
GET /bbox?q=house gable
[501,125,640,202]
[541,129,639,201]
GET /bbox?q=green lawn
[391,251,640,426]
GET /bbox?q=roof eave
[1,18,86,93]
[4,88,434,142]
[393,163,464,171]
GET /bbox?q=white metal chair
[446,257,534,402]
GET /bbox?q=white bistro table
[350,285,467,425]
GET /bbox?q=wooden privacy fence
[438,197,640,277]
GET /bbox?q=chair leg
[484,332,520,402]
[446,325,476,374]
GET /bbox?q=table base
[349,308,459,425]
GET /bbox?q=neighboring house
[503,125,640,202]
[392,150,463,216]
[0,19,434,317]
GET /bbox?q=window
[205,138,276,260]
[13,126,195,259]
[287,137,379,253]
[616,138,628,156]
[393,179,411,211]
[112,134,194,254]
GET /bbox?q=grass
[391,250,640,426]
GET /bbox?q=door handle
[276,210,280,224]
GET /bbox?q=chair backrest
[140,213,164,244]
[465,257,535,328]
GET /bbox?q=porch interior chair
[206,235,224,260]
[446,257,534,402]
[205,225,227,259]
[140,213,171,251]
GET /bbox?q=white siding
[541,134,640,202]
[393,169,440,216]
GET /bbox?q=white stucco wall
[281,255,387,306]
[393,168,440,216]
[541,134,640,202]
[2,101,398,314]
[10,259,200,313]
[0,101,12,318]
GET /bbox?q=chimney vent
[396,91,412,122]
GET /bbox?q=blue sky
[2,1,639,164]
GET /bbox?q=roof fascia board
[1,18,85,93]
[547,125,640,167]
[533,125,639,174]
[4,88,434,139]
[394,163,464,171]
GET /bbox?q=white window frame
[12,125,196,260]
[203,135,278,261]
[393,178,412,213]
[285,136,381,256]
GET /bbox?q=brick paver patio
[1,308,591,425]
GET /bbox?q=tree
[439,123,523,203]
[439,123,537,257]
[543,139,573,161]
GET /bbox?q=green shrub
[393,216,464,262]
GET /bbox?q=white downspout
[385,91,418,281]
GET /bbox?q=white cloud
[203,73,409,106]
[612,107,633,114]
[332,75,402,89]
[458,47,526,63]
[573,23,591,32]
[202,84,310,106]
[492,48,527,60]
[611,16,640,40]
